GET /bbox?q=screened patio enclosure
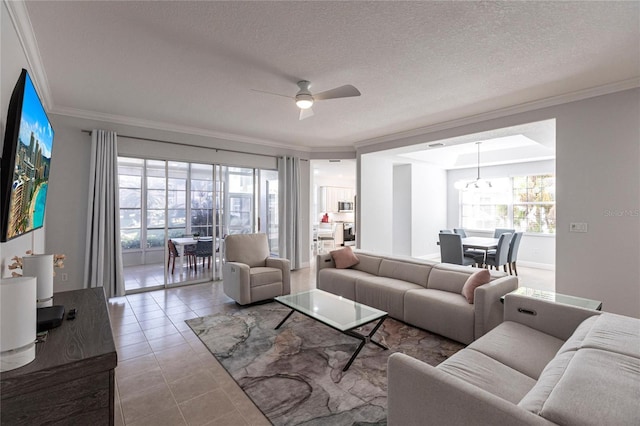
[118,157,279,292]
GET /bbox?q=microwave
[338,201,354,212]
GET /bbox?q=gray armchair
[222,233,291,305]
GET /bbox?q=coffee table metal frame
[274,290,388,371]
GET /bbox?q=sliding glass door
[118,157,278,293]
[260,169,279,255]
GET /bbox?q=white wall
[392,164,411,255]
[1,2,46,278]
[447,159,556,268]
[359,89,640,317]
[554,89,639,317]
[360,156,447,258]
[412,163,447,258]
[359,154,393,254]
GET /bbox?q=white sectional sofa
[388,292,640,425]
[316,251,518,344]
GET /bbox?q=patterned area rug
[186,302,463,425]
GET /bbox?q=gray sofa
[388,293,640,425]
[316,251,518,344]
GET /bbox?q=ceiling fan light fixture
[295,94,314,109]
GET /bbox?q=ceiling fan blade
[250,88,293,99]
[313,85,361,101]
[299,107,314,120]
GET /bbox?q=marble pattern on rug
[187,303,463,425]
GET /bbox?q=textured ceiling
[20,1,640,151]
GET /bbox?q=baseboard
[415,253,440,260]
[517,260,555,271]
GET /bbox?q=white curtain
[278,156,301,269]
[84,130,125,298]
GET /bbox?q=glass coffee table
[274,289,388,371]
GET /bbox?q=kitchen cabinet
[319,186,354,213]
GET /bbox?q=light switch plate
[570,222,588,233]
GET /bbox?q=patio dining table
[170,237,214,271]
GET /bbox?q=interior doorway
[310,159,357,256]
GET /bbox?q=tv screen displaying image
[1,69,54,242]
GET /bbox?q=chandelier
[455,142,492,190]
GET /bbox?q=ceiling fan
[252,81,361,120]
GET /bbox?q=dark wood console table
[1,287,117,425]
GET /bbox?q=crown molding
[5,0,54,111]
[51,106,316,152]
[354,77,640,150]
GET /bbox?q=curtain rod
[80,129,308,161]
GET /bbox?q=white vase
[22,254,54,308]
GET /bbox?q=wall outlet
[61,273,68,282]
[570,222,588,233]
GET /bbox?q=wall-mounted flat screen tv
[1,69,55,242]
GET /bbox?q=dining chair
[494,228,515,238]
[439,233,476,266]
[194,240,214,270]
[167,239,188,274]
[439,229,453,234]
[507,232,524,276]
[453,228,468,238]
[475,233,512,271]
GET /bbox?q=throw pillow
[330,247,360,269]
[461,269,491,304]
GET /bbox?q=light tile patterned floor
[111,261,551,425]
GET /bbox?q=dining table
[170,236,214,271]
[462,237,499,264]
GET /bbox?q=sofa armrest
[315,253,335,285]
[266,257,291,295]
[388,353,552,426]
[222,261,251,304]
[473,276,519,339]
[504,293,601,340]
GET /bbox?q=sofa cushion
[556,315,599,354]
[249,267,282,287]
[468,321,564,379]
[351,252,383,275]
[518,350,576,414]
[461,269,491,303]
[330,246,360,269]
[404,289,475,344]
[580,313,640,359]
[378,258,432,287]
[355,276,423,320]
[539,349,640,426]
[317,268,374,301]
[437,348,536,404]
